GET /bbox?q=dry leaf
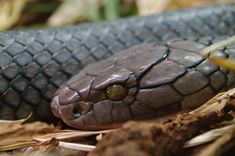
[136,0,233,15]
[47,0,101,27]
[0,0,26,30]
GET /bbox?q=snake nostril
[72,102,91,118]
[72,105,81,118]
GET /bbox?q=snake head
[51,61,138,129]
[51,43,170,130]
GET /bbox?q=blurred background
[0,0,233,31]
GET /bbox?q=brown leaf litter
[0,115,112,156]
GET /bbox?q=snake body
[0,4,235,129]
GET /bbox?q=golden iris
[106,84,127,101]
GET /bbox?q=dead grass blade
[0,141,37,152]
[184,124,235,148]
[0,113,32,125]
[201,35,235,56]
[193,125,235,156]
[200,35,235,72]
[34,129,114,142]
[58,142,95,152]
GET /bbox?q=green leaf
[103,0,120,20]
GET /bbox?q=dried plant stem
[201,35,235,56]
[193,127,235,156]
[59,141,95,152]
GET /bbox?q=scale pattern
[0,4,235,122]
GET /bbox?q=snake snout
[51,95,61,118]
[51,93,91,119]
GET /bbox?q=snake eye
[106,84,128,101]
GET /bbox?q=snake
[0,4,235,130]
